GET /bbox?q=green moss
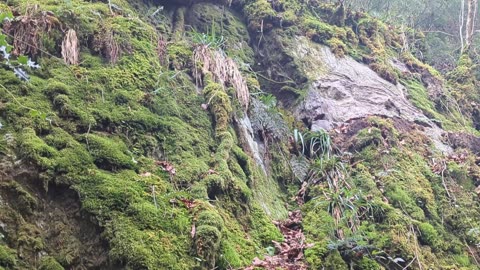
[244,0,277,31]
[386,186,425,220]
[82,134,136,170]
[0,181,37,214]
[0,245,16,268]
[447,161,473,189]
[302,201,334,267]
[418,222,439,248]
[401,78,471,131]
[194,225,222,268]
[453,254,472,267]
[198,211,224,231]
[303,16,336,41]
[167,42,193,70]
[250,206,283,245]
[369,62,399,84]
[17,223,45,255]
[356,257,381,270]
[39,256,64,270]
[204,78,233,135]
[323,250,348,269]
[326,37,347,57]
[18,127,58,169]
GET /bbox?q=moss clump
[82,134,136,170]
[0,181,37,214]
[17,127,57,169]
[194,225,222,268]
[326,37,347,57]
[356,257,381,270]
[323,250,348,269]
[369,62,399,84]
[303,16,337,41]
[250,206,283,245]
[167,42,192,70]
[244,0,277,31]
[39,256,64,270]
[197,211,224,232]
[418,222,439,248]
[0,245,16,268]
[204,77,233,135]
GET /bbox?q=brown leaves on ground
[155,160,176,176]
[169,198,198,210]
[430,151,471,175]
[245,211,313,270]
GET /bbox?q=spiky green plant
[189,19,225,50]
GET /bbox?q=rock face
[291,37,426,130]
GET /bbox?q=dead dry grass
[193,45,250,110]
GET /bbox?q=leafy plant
[258,93,277,109]
[189,19,225,49]
[293,129,332,158]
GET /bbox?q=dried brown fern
[157,35,167,66]
[193,45,250,110]
[61,29,79,65]
[104,30,120,64]
[6,5,61,56]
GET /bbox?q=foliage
[1,0,480,269]
[189,20,225,50]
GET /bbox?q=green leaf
[0,34,6,47]
[0,11,13,23]
[18,55,28,65]
[29,110,39,118]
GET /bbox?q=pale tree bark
[465,0,478,50]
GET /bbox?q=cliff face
[0,1,479,269]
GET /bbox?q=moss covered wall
[0,0,479,269]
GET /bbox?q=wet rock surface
[291,37,426,130]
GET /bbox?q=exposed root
[157,35,167,66]
[193,45,250,110]
[93,29,121,64]
[61,29,79,65]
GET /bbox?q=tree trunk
[465,0,478,49]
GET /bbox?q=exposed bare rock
[291,37,426,130]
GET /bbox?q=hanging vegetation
[193,45,250,110]
[61,29,79,65]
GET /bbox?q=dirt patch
[445,133,480,154]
